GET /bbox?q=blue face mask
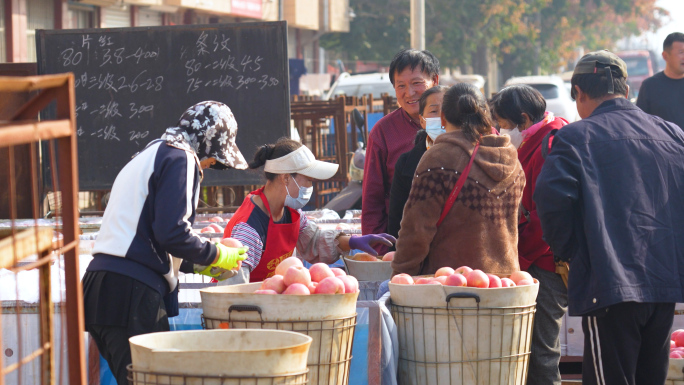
[285,177,313,210]
[424,117,446,141]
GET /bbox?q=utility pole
[410,0,425,50]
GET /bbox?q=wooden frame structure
[0,73,86,385]
[290,95,372,208]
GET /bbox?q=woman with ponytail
[222,138,396,283]
[392,83,525,277]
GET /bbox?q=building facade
[1,0,350,74]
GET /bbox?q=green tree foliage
[320,0,666,75]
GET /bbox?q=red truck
[616,50,660,99]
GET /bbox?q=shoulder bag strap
[436,143,480,227]
[541,128,559,160]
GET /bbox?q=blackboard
[37,21,289,190]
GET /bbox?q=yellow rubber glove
[212,242,248,271]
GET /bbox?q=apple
[487,274,502,288]
[501,278,516,287]
[415,277,432,285]
[673,330,684,341]
[435,267,455,278]
[516,279,535,286]
[382,252,395,261]
[307,281,318,293]
[354,253,380,262]
[283,266,312,287]
[209,224,224,233]
[391,274,414,285]
[510,271,534,286]
[675,332,684,348]
[200,226,215,233]
[309,263,335,283]
[466,270,489,288]
[427,280,442,285]
[221,238,243,248]
[445,273,467,287]
[254,289,278,294]
[455,266,473,275]
[432,276,448,285]
[672,340,677,350]
[671,351,683,359]
[339,275,359,294]
[315,277,345,294]
[260,275,286,293]
[331,268,347,277]
[208,216,224,223]
[275,256,304,276]
[283,283,311,295]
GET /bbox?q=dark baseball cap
[573,50,628,95]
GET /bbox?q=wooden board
[0,228,54,269]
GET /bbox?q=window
[0,4,5,62]
[527,84,559,99]
[27,0,55,62]
[68,5,97,29]
[623,57,649,77]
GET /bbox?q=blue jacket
[534,98,684,316]
[88,140,217,296]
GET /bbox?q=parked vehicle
[324,72,394,100]
[504,75,580,122]
[616,50,660,100]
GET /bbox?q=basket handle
[445,293,481,310]
[228,305,264,324]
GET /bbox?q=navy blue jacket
[534,98,684,316]
[88,140,217,295]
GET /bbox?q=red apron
[224,188,300,282]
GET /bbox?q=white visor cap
[263,145,339,180]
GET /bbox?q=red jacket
[517,117,567,272]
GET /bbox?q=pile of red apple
[670,330,684,358]
[200,223,224,234]
[199,217,226,233]
[347,251,395,262]
[255,256,359,295]
[390,266,535,288]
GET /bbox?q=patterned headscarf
[162,101,248,170]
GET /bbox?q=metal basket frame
[391,293,536,385]
[201,305,356,385]
[127,364,308,385]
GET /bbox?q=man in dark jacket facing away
[535,50,684,385]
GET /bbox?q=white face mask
[284,177,313,210]
[424,117,446,141]
[500,127,524,149]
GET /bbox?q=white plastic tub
[200,283,359,385]
[389,280,539,385]
[343,257,392,281]
[129,329,311,383]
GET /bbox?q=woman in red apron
[222,138,396,283]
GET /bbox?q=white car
[503,76,580,122]
[324,72,395,100]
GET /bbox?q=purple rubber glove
[348,233,397,256]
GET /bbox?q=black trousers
[84,271,170,385]
[581,302,674,385]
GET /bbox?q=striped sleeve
[298,210,309,236]
[230,222,264,272]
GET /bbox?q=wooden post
[38,250,54,385]
[6,0,28,62]
[56,74,87,385]
[53,0,68,29]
